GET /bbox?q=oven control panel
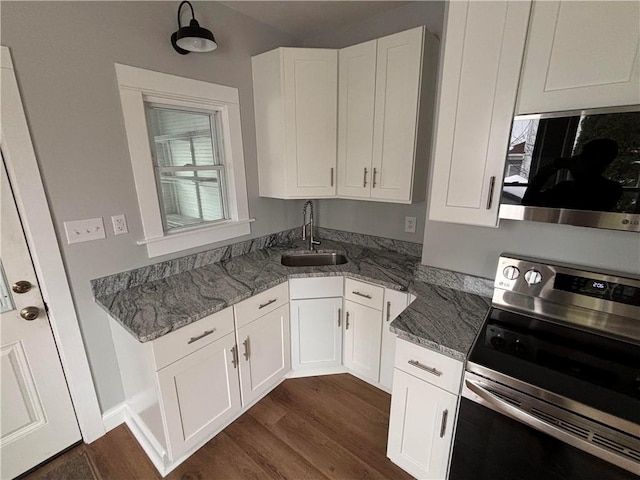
[495,257,551,293]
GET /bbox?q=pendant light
[171,1,217,55]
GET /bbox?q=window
[116,64,252,257]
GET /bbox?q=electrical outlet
[64,218,106,244]
[404,216,417,233]
[111,214,128,235]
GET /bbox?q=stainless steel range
[450,255,640,480]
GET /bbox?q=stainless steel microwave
[499,106,640,232]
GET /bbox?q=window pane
[158,170,225,231]
[146,106,221,167]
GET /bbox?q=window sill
[137,218,255,258]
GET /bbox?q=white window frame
[115,64,253,258]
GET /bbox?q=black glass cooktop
[468,308,640,426]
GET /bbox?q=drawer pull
[408,359,442,377]
[330,167,334,187]
[187,328,216,344]
[231,345,238,369]
[386,301,391,322]
[346,311,350,330]
[363,168,368,187]
[259,298,278,309]
[372,168,378,188]
[439,409,449,438]
[338,308,342,327]
[352,291,372,299]
[243,337,250,360]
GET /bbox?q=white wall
[304,1,445,243]
[1,1,302,411]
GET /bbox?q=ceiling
[220,1,412,39]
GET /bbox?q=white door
[371,27,423,203]
[283,49,337,198]
[237,304,291,406]
[337,40,377,199]
[290,297,343,373]
[343,299,382,383]
[157,332,241,461]
[1,157,81,479]
[388,369,458,479]
[379,289,408,391]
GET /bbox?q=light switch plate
[64,217,106,244]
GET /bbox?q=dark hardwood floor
[24,374,413,480]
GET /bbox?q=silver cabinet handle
[386,301,391,322]
[363,168,368,187]
[338,307,342,327]
[231,345,238,369]
[408,359,442,377]
[330,167,334,187]
[439,409,449,438]
[259,298,277,309]
[243,337,250,360]
[352,291,372,299]
[486,176,496,210]
[372,168,378,188]
[346,311,350,330]
[187,328,216,344]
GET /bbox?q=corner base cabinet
[388,338,463,479]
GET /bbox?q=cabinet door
[283,49,337,197]
[517,1,640,114]
[388,369,458,479]
[157,332,241,461]
[290,297,343,372]
[337,40,377,199]
[428,1,530,226]
[379,289,408,391]
[237,304,291,406]
[371,27,423,203]
[343,300,382,382]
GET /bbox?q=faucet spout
[302,200,321,251]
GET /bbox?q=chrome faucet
[302,200,321,251]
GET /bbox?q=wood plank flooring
[24,374,414,480]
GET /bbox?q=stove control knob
[524,269,542,285]
[503,266,520,281]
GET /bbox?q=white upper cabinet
[428,1,531,227]
[337,27,438,203]
[517,1,640,114]
[252,48,337,199]
[371,27,426,203]
[337,40,377,199]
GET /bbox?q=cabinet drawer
[152,307,235,371]
[234,282,289,329]
[289,276,344,299]
[394,338,463,394]
[344,277,384,310]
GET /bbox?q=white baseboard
[286,366,348,379]
[102,402,127,433]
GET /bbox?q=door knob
[12,281,32,294]
[20,306,40,321]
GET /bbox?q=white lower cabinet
[290,297,343,372]
[388,338,464,479]
[379,288,410,391]
[157,332,241,460]
[236,303,291,406]
[343,299,382,383]
[388,369,458,479]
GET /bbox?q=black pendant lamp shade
[171,1,217,54]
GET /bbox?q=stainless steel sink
[281,252,348,267]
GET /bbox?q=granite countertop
[95,238,491,360]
